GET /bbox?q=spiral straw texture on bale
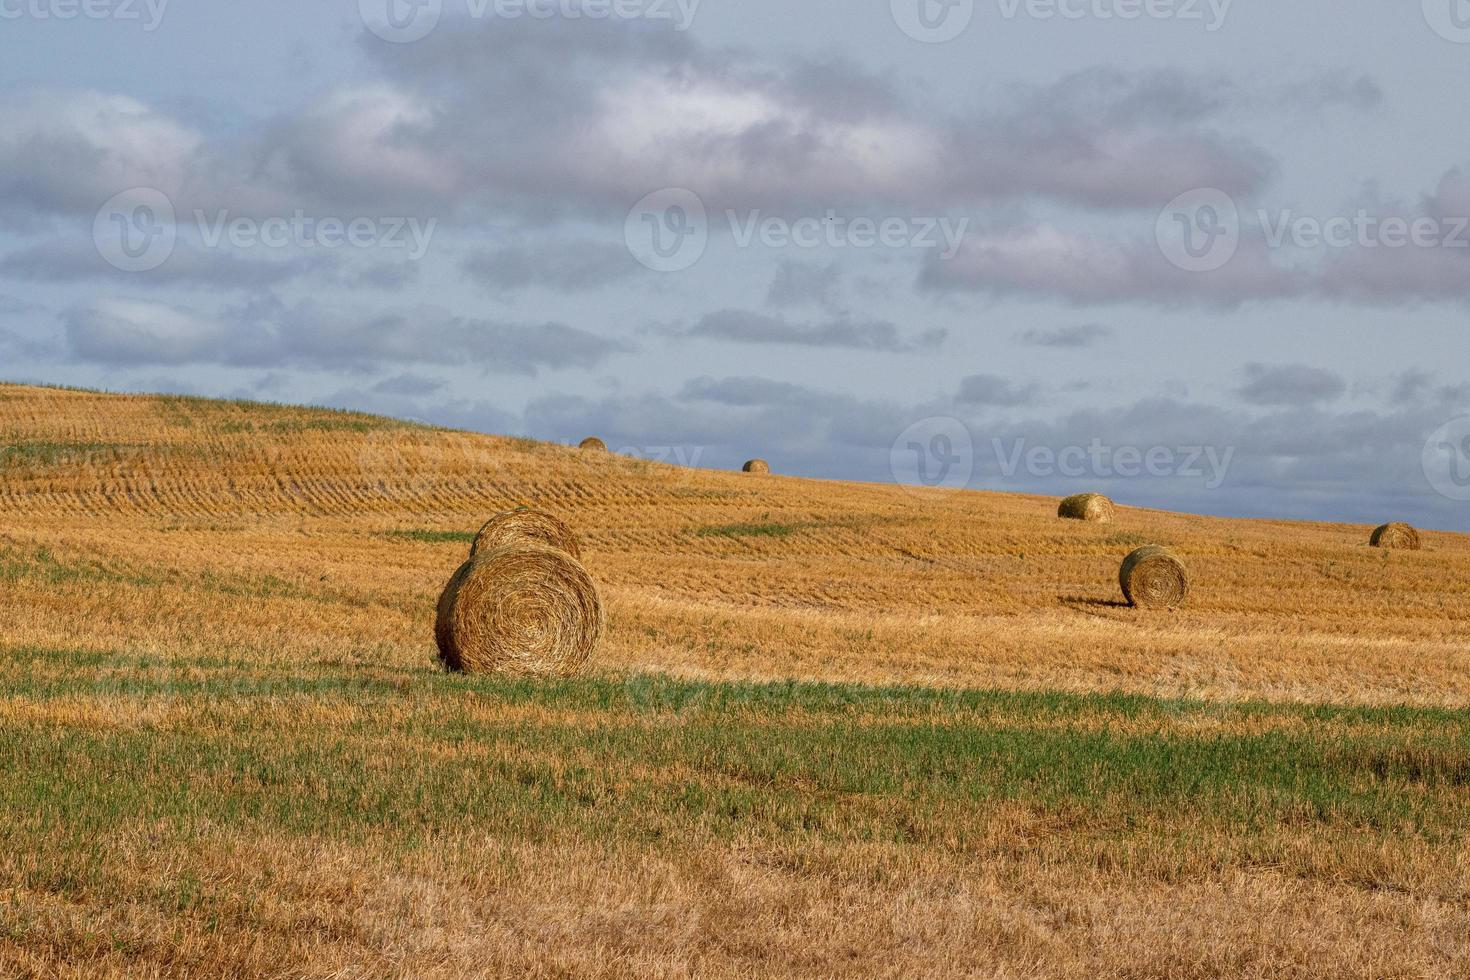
[435,545,603,676]
[742,459,771,474]
[1119,546,1190,609]
[1058,493,1116,523]
[1370,523,1421,550]
[470,508,582,560]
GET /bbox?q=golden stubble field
[1,383,1466,707]
[2,382,1469,979]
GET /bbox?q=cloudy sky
[3,0,1470,528]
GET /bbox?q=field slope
[1,383,1467,978]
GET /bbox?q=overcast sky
[2,1,1469,528]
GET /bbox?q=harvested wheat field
[0,382,1467,979]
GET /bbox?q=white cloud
[0,91,202,218]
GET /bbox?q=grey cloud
[351,260,421,292]
[948,68,1273,207]
[461,240,636,293]
[349,26,1280,214]
[513,372,1466,529]
[0,327,58,359]
[924,206,1470,309]
[687,309,944,352]
[922,225,1303,308]
[2,42,1336,233]
[1425,165,1470,219]
[1,240,333,289]
[678,375,835,409]
[371,373,445,397]
[766,261,843,311]
[0,46,1387,238]
[1015,324,1113,349]
[1390,369,1434,405]
[957,374,1040,407]
[1312,240,1470,305]
[62,296,630,374]
[0,90,203,221]
[1263,73,1382,113]
[63,299,234,366]
[0,294,41,316]
[1237,363,1346,407]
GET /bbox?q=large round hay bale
[579,437,607,452]
[742,459,771,474]
[1119,546,1189,609]
[1058,493,1115,523]
[470,508,581,560]
[435,546,603,676]
[1370,523,1421,550]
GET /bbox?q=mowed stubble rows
[1,382,1468,978]
[1,383,1466,705]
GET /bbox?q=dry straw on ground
[578,437,607,452]
[1058,493,1116,523]
[435,545,603,676]
[470,508,582,560]
[1371,523,1422,550]
[1119,546,1190,608]
[742,459,771,474]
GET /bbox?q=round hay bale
[470,508,581,560]
[435,545,603,677]
[1370,523,1421,550]
[578,437,607,452]
[742,459,771,474]
[1058,493,1116,523]
[1119,546,1189,609]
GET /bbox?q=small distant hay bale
[1058,493,1115,523]
[471,508,581,560]
[1370,523,1421,550]
[1119,546,1189,609]
[435,545,603,677]
[579,437,607,452]
[742,459,771,474]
